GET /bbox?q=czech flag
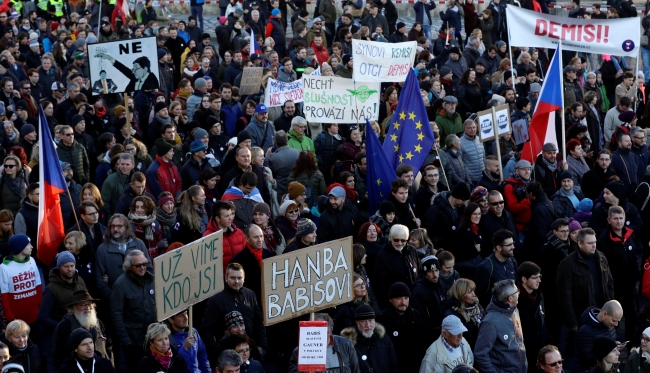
[37,107,67,265]
[251,34,263,55]
[521,44,562,163]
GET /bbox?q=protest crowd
[0,0,648,371]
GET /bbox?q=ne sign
[154,231,224,321]
[262,237,353,326]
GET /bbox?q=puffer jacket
[551,186,585,219]
[203,222,245,273]
[145,155,182,200]
[575,307,617,371]
[473,299,527,373]
[340,324,398,373]
[290,335,359,373]
[186,89,204,122]
[245,115,275,149]
[459,133,485,184]
[56,140,90,185]
[445,148,472,186]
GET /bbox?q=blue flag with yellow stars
[365,119,397,213]
[382,68,435,171]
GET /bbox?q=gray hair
[218,349,244,371]
[314,313,333,331]
[469,36,479,47]
[145,322,170,343]
[389,224,409,240]
[586,72,596,79]
[492,279,517,302]
[252,9,259,15]
[67,82,79,92]
[274,130,288,147]
[291,116,307,127]
[119,152,135,164]
[122,249,147,272]
[645,165,650,177]
[631,127,644,138]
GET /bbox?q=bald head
[245,224,264,250]
[598,300,623,328]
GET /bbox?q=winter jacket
[361,14,389,37]
[203,222,246,273]
[181,157,210,191]
[473,254,518,303]
[37,268,87,331]
[575,307,618,371]
[168,327,211,373]
[289,335,360,373]
[186,89,204,122]
[435,108,463,141]
[318,199,361,243]
[57,354,115,373]
[111,271,157,348]
[425,191,465,249]
[56,140,90,185]
[146,155,182,200]
[597,226,642,310]
[7,339,42,373]
[582,164,617,201]
[624,351,650,373]
[373,242,420,309]
[222,99,244,137]
[611,147,640,194]
[414,0,435,25]
[115,186,157,216]
[589,200,642,236]
[341,324,398,373]
[552,187,585,219]
[459,134,485,184]
[138,345,191,373]
[445,149,472,186]
[479,210,520,256]
[517,285,551,370]
[533,154,561,198]
[94,238,152,301]
[287,130,316,157]
[525,193,558,257]
[229,245,274,304]
[2,174,27,217]
[556,248,615,329]
[224,60,243,85]
[419,335,474,373]
[473,299,527,373]
[52,313,112,369]
[0,255,42,323]
[100,170,130,215]
[245,115,275,149]
[269,146,301,199]
[503,177,532,231]
[378,306,432,373]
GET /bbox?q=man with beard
[318,186,361,243]
[479,156,502,191]
[273,100,296,134]
[52,290,112,368]
[473,229,519,307]
[611,133,639,194]
[341,304,398,373]
[69,202,107,254]
[411,256,447,339]
[58,162,82,230]
[534,143,567,198]
[110,249,156,373]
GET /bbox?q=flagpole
[507,20,515,91]
[66,190,80,228]
[556,39,566,163]
[434,146,450,188]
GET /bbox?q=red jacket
[503,177,532,231]
[203,220,246,273]
[311,42,330,67]
[146,155,182,198]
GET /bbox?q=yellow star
[406,151,413,160]
[399,154,404,163]
[417,132,425,141]
[393,121,400,130]
[414,144,423,153]
[415,121,422,130]
[394,144,399,152]
[376,178,382,185]
[409,112,416,120]
[390,134,398,142]
[399,111,406,120]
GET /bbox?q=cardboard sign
[302,76,380,123]
[507,6,639,57]
[298,321,328,372]
[87,37,160,95]
[264,78,304,107]
[352,39,417,82]
[154,231,224,321]
[262,237,354,326]
[239,67,264,95]
[477,104,512,142]
[512,118,530,145]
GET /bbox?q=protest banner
[507,6,639,57]
[352,39,417,82]
[298,321,328,372]
[154,231,224,321]
[239,67,264,95]
[87,37,160,95]
[302,76,380,123]
[477,104,512,143]
[264,78,304,107]
[262,237,354,326]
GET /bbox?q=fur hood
[341,323,386,346]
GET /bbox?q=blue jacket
[245,115,275,149]
[222,98,244,137]
[169,328,211,373]
[186,89,204,122]
[611,147,639,194]
[413,0,435,25]
[473,253,518,304]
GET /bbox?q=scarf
[155,206,177,239]
[196,205,207,233]
[2,172,24,197]
[483,169,500,183]
[248,243,264,268]
[260,225,278,254]
[470,223,479,235]
[453,302,482,326]
[151,345,173,369]
[439,32,452,42]
[289,129,304,143]
[155,114,172,125]
[178,86,192,99]
[128,212,157,241]
[542,156,558,172]
[559,187,580,209]
[95,105,107,119]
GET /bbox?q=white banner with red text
[506,6,640,57]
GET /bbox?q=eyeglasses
[21,87,30,90]
[557,229,569,234]
[131,262,148,268]
[3,164,16,168]
[354,283,366,289]
[489,200,505,206]
[83,212,99,216]
[63,132,74,137]
[287,209,299,214]
[544,360,563,367]
[508,289,520,297]
[392,238,407,243]
[642,336,650,343]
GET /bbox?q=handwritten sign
[352,39,417,82]
[262,237,353,326]
[477,104,512,143]
[239,67,264,95]
[154,231,224,321]
[263,78,304,107]
[298,321,328,372]
[302,76,380,124]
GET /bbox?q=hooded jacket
[435,107,463,141]
[459,133,485,184]
[575,307,617,370]
[168,326,211,373]
[94,238,151,301]
[318,199,361,243]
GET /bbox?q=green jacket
[287,130,316,158]
[100,171,130,215]
[434,108,463,141]
[56,140,90,185]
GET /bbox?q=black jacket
[7,339,42,373]
[582,164,615,200]
[373,242,420,309]
[425,191,465,249]
[341,324,398,373]
[473,253,518,307]
[479,210,520,259]
[575,307,617,371]
[524,193,558,260]
[597,227,642,307]
[517,285,551,370]
[56,353,115,373]
[410,277,446,339]
[589,200,642,236]
[318,199,361,243]
[229,246,274,304]
[138,345,190,373]
[534,154,561,198]
[52,313,112,369]
[377,306,432,373]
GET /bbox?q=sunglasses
[131,262,148,268]
[489,200,505,206]
[392,238,407,243]
[544,360,563,367]
[4,164,16,168]
[288,209,299,214]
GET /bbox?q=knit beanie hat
[225,311,245,329]
[190,139,207,153]
[70,328,93,350]
[193,128,209,140]
[195,78,207,89]
[470,186,488,203]
[279,200,298,216]
[379,200,397,216]
[253,202,271,217]
[288,181,306,200]
[56,251,76,268]
[568,218,582,232]
[452,182,471,201]
[154,101,167,114]
[2,363,24,373]
[354,303,375,321]
[237,130,252,144]
[578,198,593,213]
[387,282,411,299]
[604,181,624,200]
[421,255,440,272]
[113,105,126,117]
[593,336,617,362]
[296,218,316,238]
[9,234,30,255]
[158,194,175,207]
[155,138,174,157]
[559,170,574,182]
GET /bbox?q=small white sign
[297,321,328,372]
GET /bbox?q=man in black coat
[201,262,267,360]
[229,224,273,305]
[533,142,565,198]
[517,261,551,370]
[410,256,446,340]
[574,302,622,372]
[164,27,187,85]
[582,150,617,200]
[221,146,270,203]
[479,190,520,260]
[377,282,432,373]
[478,156,502,192]
[523,181,558,261]
[318,186,361,243]
[55,328,115,373]
[473,229,518,307]
[69,201,107,253]
[589,180,642,236]
[425,183,470,250]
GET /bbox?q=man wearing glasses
[70,201,107,252]
[94,53,159,92]
[480,190,520,256]
[473,229,518,307]
[56,124,90,185]
[109,249,156,373]
[474,279,526,373]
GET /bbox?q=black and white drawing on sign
[87,37,160,95]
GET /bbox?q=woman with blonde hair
[62,230,98,296]
[138,322,188,372]
[491,58,512,85]
[5,319,42,372]
[124,138,153,173]
[445,278,485,349]
[0,209,13,257]
[81,183,110,225]
[0,155,27,215]
[172,185,207,244]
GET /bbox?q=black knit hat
[155,138,174,157]
[70,328,93,349]
[604,181,624,200]
[354,303,375,321]
[593,336,617,362]
[388,282,411,299]
[379,200,397,216]
[452,182,471,201]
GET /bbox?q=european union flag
[366,119,397,213]
[382,68,435,171]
